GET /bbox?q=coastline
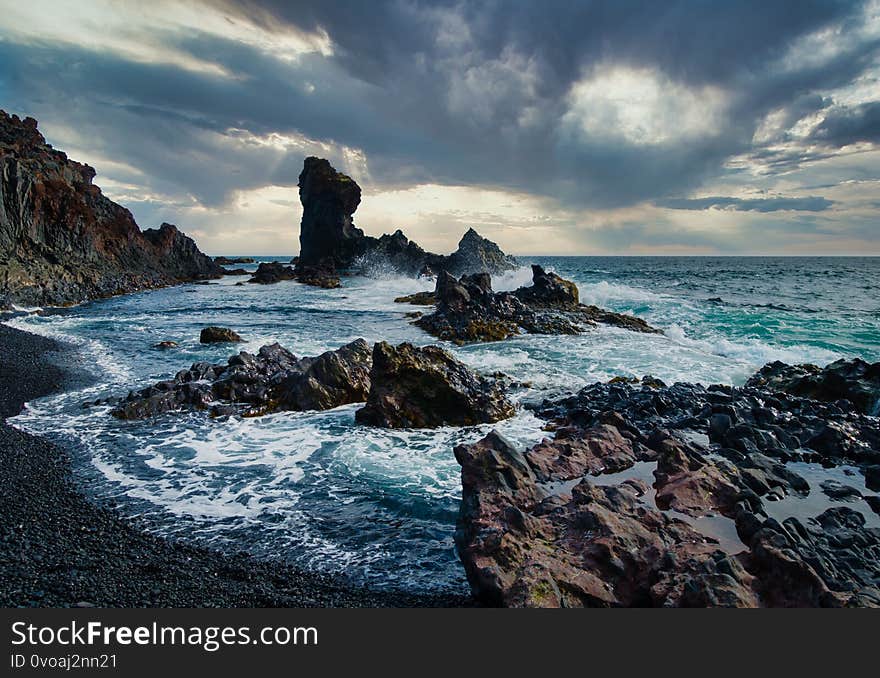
[0,324,470,607]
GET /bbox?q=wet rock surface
[746,358,880,415]
[355,341,515,428]
[454,363,880,607]
[0,111,222,309]
[199,326,242,343]
[112,339,372,420]
[415,265,659,343]
[294,157,516,285]
[247,262,297,285]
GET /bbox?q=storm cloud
[1,0,879,254]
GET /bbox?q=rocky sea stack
[412,264,659,343]
[294,157,517,286]
[0,111,222,308]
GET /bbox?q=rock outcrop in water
[293,157,516,286]
[746,358,880,415]
[411,265,659,343]
[111,339,373,420]
[199,327,242,344]
[355,341,515,428]
[0,111,222,308]
[454,361,880,607]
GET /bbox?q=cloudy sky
[2,0,880,255]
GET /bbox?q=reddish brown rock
[0,110,222,308]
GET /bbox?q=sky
[2,0,880,255]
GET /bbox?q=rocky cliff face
[0,111,221,308]
[295,157,517,283]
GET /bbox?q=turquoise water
[6,256,879,592]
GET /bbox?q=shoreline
[0,323,471,607]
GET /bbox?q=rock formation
[247,262,297,285]
[355,342,515,428]
[199,327,242,344]
[0,111,222,308]
[411,265,659,343]
[293,157,517,285]
[746,358,880,415]
[111,339,372,419]
[214,256,255,265]
[453,361,880,607]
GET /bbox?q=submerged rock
[112,339,372,420]
[0,111,222,309]
[746,358,880,415]
[415,265,659,343]
[293,157,516,285]
[199,327,242,344]
[453,359,880,607]
[355,341,515,428]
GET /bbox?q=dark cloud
[811,101,880,146]
[657,195,834,212]
[1,0,878,233]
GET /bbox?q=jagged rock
[445,228,518,276]
[0,110,222,308]
[452,359,880,607]
[355,341,514,428]
[199,327,242,344]
[454,430,759,607]
[214,256,255,265]
[221,268,250,276]
[293,157,516,284]
[746,358,880,415]
[455,359,880,607]
[415,265,659,343]
[153,341,178,350]
[248,262,297,285]
[112,339,372,419]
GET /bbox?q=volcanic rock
[746,358,880,415]
[0,111,222,308]
[415,265,659,343]
[293,157,516,284]
[453,359,880,606]
[199,327,242,344]
[355,341,515,428]
[247,262,297,285]
[214,256,255,265]
[112,339,372,419]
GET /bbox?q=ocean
[6,256,879,593]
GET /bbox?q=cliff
[0,111,222,308]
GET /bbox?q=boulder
[113,339,372,419]
[355,341,515,428]
[199,327,242,343]
[248,262,297,285]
